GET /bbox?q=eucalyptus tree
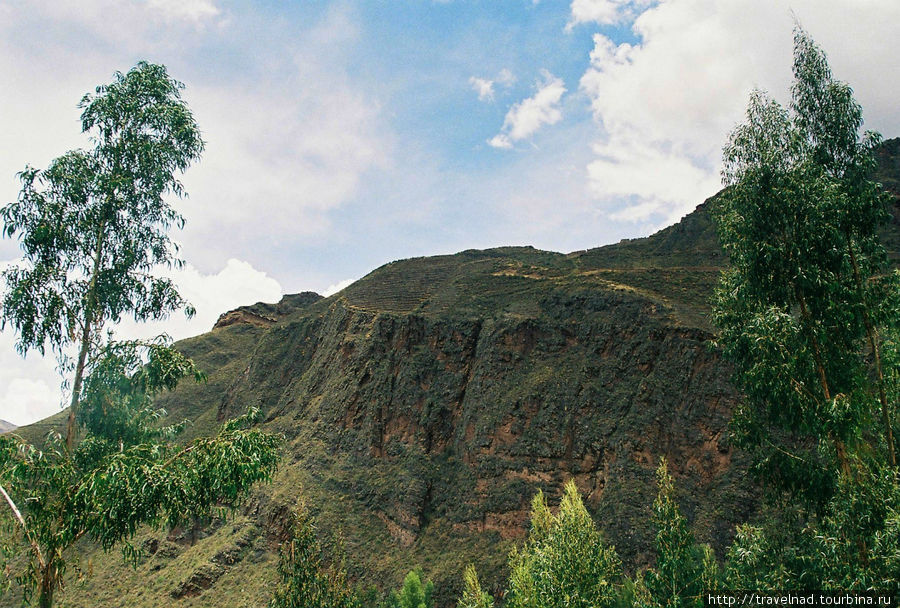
[1,61,203,452]
[0,64,282,607]
[712,28,899,587]
[713,27,898,503]
[269,502,359,608]
[1,340,281,607]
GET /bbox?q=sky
[1,0,899,426]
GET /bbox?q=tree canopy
[713,27,898,501]
[1,61,204,451]
[0,63,281,608]
[710,26,900,589]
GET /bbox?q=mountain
[15,139,900,608]
[0,420,16,434]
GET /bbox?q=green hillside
[9,139,899,608]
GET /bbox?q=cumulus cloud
[0,257,282,426]
[322,278,355,297]
[470,77,495,101]
[117,258,283,342]
[576,0,900,224]
[469,69,515,103]
[489,70,566,149]
[567,0,655,29]
[589,137,721,223]
[488,134,514,150]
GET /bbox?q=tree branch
[0,482,46,570]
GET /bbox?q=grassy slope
[8,140,898,608]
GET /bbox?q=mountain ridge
[13,138,899,608]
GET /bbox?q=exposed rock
[212,292,323,330]
[170,563,225,598]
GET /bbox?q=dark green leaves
[713,27,897,498]
[710,27,900,594]
[1,61,203,360]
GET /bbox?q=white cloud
[145,0,221,22]
[496,68,516,87]
[117,258,283,342]
[469,69,516,103]
[567,0,654,29]
[577,0,900,224]
[488,134,514,150]
[489,70,566,149]
[1,0,225,47]
[589,137,721,223]
[0,257,282,427]
[0,377,61,429]
[0,4,389,268]
[322,278,355,297]
[177,66,386,262]
[470,77,495,101]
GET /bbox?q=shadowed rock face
[31,141,900,607]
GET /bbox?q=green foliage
[269,503,359,608]
[712,26,898,503]
[712,28,900,593]
[640,460,718,608]
[723,469,900,592]
[1,60,202,355]
[0,351,281,607]
[1,61,205,451]
[505,480,621,608]
[0,63,282,608]
[77,337,204,448]
[457,565,493,608]
[386,568,434,608]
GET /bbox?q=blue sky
[2,0,899,425]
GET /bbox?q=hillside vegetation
[11,143,898,608]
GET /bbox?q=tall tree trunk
[796,288,852,476]
[38,561,54,608]
[846,236,896,467]
[64,220,105,452]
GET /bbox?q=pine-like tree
[505,480,621,608]
[457,565,493,608]
[269,503,359,608]
[642,460,718,608]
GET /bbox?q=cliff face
[217,250,749,560]
[33,140,900,607]
[62,247,747,607]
